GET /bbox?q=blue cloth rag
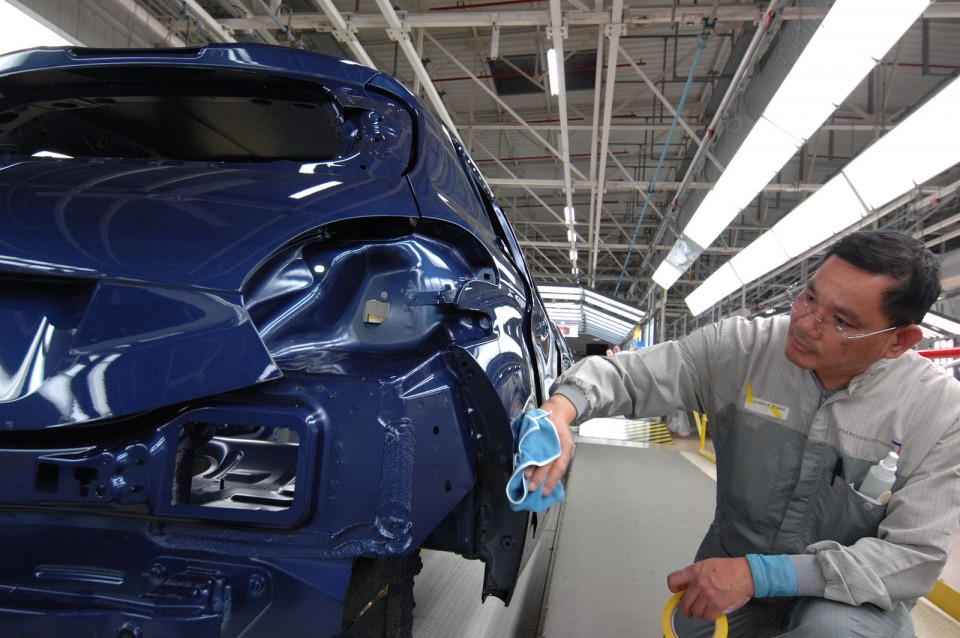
[506,408,565,512]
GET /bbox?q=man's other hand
[667,557,754,621]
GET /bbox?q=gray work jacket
[552,315,960,610]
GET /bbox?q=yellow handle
[662,591,729,638]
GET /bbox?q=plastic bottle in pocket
[858,451,899,500]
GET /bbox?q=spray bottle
[858,451,899,500]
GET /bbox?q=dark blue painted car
[0,43,572,637]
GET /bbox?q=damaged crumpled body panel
[0,44,571,637]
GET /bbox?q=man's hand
[523,394,577,496]
[667,557,754,621]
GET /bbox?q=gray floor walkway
[412,433,960,637]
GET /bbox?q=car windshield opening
[0,67,343,163]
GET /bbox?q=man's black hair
[823,230,941,326]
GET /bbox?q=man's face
[784,256,904,390]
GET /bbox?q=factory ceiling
[9,0,960,338]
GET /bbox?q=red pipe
[475,149,629,163]
[917,347,960,359]
[433,62,634,83]
[529,111,644,124]
[430,0,544,10]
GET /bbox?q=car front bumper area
[0,347,523,637]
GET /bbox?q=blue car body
[0,44,571,637]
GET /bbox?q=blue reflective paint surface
[0,43,572,637]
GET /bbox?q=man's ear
[883,324,924,359]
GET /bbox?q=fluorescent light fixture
[569,248,578,262]
[656,0,930,289]
[683,190,742,250]
[821,0,932,60]
[543,302,581,320]
[684,70,960,315]
[764,55,873,141]
[652,259,684,290]
[546,48,560,96]
[760,0,931,140]
[564,206,575,223]
[681,118,803,250]
[540,286,646,343]
[686,263,742,317]
[843,74,960,211]
[728,231,790,286]
[583,289,646,322]
[567,228,577,242]
[770,175,867,258]
[709,118,802,212]
[539,286,581,298]
[653,236,705,289]
[923,312,960,336]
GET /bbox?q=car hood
[0,160,420,430]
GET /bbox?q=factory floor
[412,418,960,637]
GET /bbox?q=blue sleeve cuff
[746,554,798,598]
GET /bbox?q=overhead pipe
[430,0,546,10]
[475,150,629,163]
[916,348,960,359]
[614,29,709,295]
[432,62,632,83]
[218,5,872,34]
[485,177,832,191]
[636,0,784,289]
[616,46,719,169]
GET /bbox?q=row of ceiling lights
[653,0,958,318]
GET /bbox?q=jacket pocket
[810,468,887,546]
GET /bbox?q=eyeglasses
[785,282,903,340]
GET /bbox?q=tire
[338,552,423,638]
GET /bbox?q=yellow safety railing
[693,411,716,464]
[926,579,960,623]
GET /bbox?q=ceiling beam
[487,178,829,191]
[587,0,624,288]
[425,31,588,180]
[373,0,462,139]
[548,0,577,275]
[311,0,377,68]
[216,4,960,32]
[180,0,236,42]
[520,240,742,253]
